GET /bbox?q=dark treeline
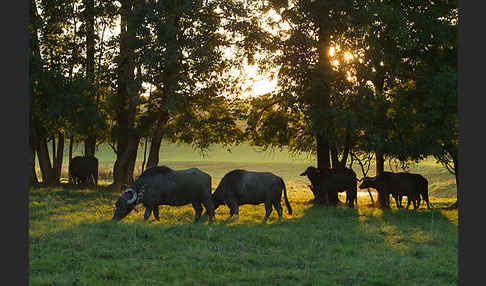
[29,0,458,206]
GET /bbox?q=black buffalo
[300,166,358,208]
[69,156,98,185]
[212,170,293,221]
[359,172,419,209]
[112,166,215,223]
[395,172,431,209]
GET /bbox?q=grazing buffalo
[69,156,98,186]
[396,172,431,209]
[300,166,358,208]
[212,170,293,221]
[359,172,419,209]
[112,166,215,223]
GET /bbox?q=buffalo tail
[281,178,293,216]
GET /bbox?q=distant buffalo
[112,166,215,223]
[212,170,293,221]
[359,172,420,209]
[69,156,98,186]
[300,166,358,208]
[396,172,431,209]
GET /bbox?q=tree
[109,0,251,188]
[334,0,457,207]
[245,0,357,171]
[29,0,108,185]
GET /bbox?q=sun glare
[329,47,336,57]
[241,64,278,98]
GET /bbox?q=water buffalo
[212,170,293,221]
[396,172,431,209]
[359,172,419,209]
[112,166,215,223]
[300,166,358,208]
[69,156,98,186]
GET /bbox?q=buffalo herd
[112,165,431,223]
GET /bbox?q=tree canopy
[29,0,458,205]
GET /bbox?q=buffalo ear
[299,171,306,176]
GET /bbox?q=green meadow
[30,143,458,285]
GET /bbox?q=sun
[240,64,278,98]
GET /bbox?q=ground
[30,143,457,285]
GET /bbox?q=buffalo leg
[416,194,422,208]
[152,206,160,221]
[346,191,355,208]
[227,199,239,217]
[273,201,283,219]
[405,195,417,210]
[202,199,215,224]
[144,207,153,221]
[192,202,203,222]
[264,201,273,221]
[425,196,431,209]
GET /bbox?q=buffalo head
[112,185,142,221]
[300,166,321,177]
[211,184,226,210]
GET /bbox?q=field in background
[38,141,457,199]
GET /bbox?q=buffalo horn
[125,188,138,204]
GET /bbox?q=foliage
[244,0,458,175]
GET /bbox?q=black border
[7,0,29,284]
[19,1,468,285]
[459,1,483,286]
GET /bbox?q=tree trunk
[84,0,97,157]
[373,74,389,208]
[84,137,96,157]
[313,4,332,172]
[340,128,351,168]
[450,156,459,209]
[141,137,148,173]
[37,137,57,185]
[29,141,38,185]
[53,132,64,182]
[30,0,56,186]
[68,135,74,183]
[113,133,140,188]
[316,134,330,170]
[330,145,339,169]
[147,129,163,169]
[112,0,144,189]
[376,150,389,208]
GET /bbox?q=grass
[30,142,458,285]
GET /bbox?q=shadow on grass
[29,184,121,222]
[29,186,458,286]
